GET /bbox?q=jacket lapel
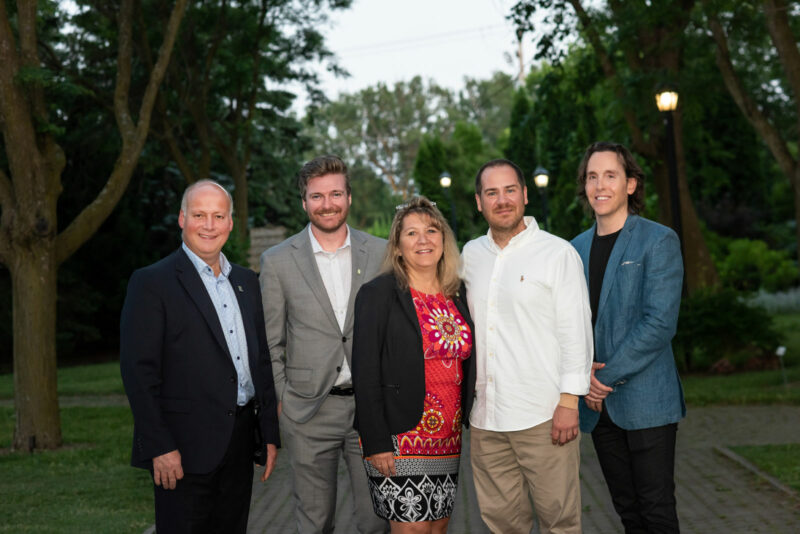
[597,215,638,320]
[395,283,423,345]
[344,229,370,335]
[175,248,231,358]
[290,227,341,334]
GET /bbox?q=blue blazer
[571,215,686,432]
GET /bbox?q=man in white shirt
[461,159,593,534]
[260,155,388,533]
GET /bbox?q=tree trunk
[11,242,60,450]
[232,164,248,243]
[674,107,719,291]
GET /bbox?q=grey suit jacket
[259,225,387,424]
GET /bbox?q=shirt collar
[308,224,351,254]
[487,216,539,251]
[182,242,231,278]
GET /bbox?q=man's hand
[153,450,183,490]
[367,451,396,477]
[587,362,613,402]
[585,398,603,412]
[259,444,278,482]
[551,405,579,446]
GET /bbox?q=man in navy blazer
[121,180,280,533]
[571,142,685,533]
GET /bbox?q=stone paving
[245,406,800,533]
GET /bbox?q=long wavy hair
[381,196,461,297]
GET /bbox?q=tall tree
[306,76,457,197]
[510,0,719,292]
[149,0,350,242]
[0,0,187,450]
[703,0,800,262]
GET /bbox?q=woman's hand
[367,451,396,477]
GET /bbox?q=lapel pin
[237,285,244,293]
[357,268,361,275]
[520,275,524,282]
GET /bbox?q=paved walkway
[246,406,800,533]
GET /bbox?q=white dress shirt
[309,225,353,387]
[461,217,593,432]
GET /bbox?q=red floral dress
[364,288,473,522]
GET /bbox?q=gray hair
[180,179,234,216]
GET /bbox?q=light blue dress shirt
[182,243,255,406]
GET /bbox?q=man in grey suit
[260,155,388,534]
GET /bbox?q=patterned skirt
[363,434,461,522]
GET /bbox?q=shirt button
[229,330,233,333]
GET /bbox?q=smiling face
[476,163,528,239]
[302,172,351,233]
[398,212,444,280]
[585,151,637,230]
[178,183,233,267]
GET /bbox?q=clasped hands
[585,362,613,412]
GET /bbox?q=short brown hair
[297,155,351,199]
[474,158,526,195]
[576,141,645,215]
[381,196,461,297]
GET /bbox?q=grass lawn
[0,361,124,399]
[730,443,800,494]
[0,406,153,533]
[682,367,800,406]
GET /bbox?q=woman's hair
[381,196,461,297]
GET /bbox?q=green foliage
[674,288,781,372]
[730,444,800,493]
[347,163,402,233]
[718,239,799,293]
[366,216,393,240]
[0,407,153,533]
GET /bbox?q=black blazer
[120,248,280,474]
[352,272,476,457]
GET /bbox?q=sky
[293,0,534,112]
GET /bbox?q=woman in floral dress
[352,196,476,534]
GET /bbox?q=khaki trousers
[470,421,581,534]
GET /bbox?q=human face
[585,151,637,226]
[398,212,444,279]
[302,173,351,233]
[476,164,528,236]
[178,184,233,266]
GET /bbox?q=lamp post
[655,89,682,248]
[533,166,549,231]
[439,171,458,238]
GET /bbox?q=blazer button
[342,336,347,342]
[336,366,342,372]
[229,376,236,383]
[227,410,234,416]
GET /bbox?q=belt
[236,400,254,414]
[329,386,354,396]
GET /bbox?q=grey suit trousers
[280,393,388,534]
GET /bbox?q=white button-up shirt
[309,225,353,387]
[461,217,593,432]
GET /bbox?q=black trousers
[153,402,255,534]
[591,405,679,534]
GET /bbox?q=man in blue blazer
[121,180,280,533]
[571,142,685,533]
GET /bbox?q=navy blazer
[351,273,477,457]
[120,248,280,474]
[571,215,686,432]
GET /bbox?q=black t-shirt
[589,228,621,327]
